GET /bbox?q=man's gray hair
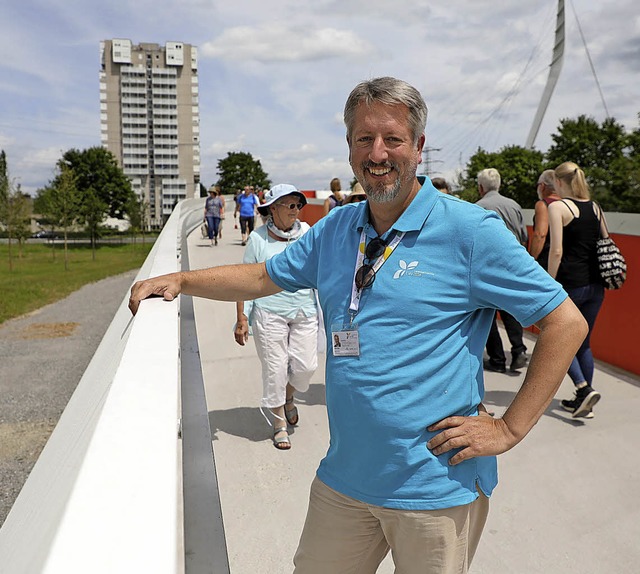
[477,168,501,192]
[538,169,555,188]
[344,77,428,144]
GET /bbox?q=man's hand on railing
[129,273,183,315]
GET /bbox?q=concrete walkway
[189,223,640,574]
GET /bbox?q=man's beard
[364,177,401,204]
[360,159,417,204]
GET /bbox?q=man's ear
[416,134,426,165]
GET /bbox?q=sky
[1,0,639,196]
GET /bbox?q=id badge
[331,323,360,357]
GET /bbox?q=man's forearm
[180,262,280,301]
[501,298,587,441]
[129,262,281,315]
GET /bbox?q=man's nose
[369,136,389,164]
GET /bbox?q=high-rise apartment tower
[100,39,200,228]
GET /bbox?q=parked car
[32,230,58,239]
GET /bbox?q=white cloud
[201,25,372,62]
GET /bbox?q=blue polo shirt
[266,177,566,510]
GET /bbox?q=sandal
[273,426,291,450]
[285,397,299,426]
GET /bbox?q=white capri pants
[252,306,319,408]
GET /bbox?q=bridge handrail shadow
[0,198,229,574]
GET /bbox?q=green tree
[545,115,633,211]
[216,152,270,194]
[10,184,32,259]
[36,162,82,270]
[126,195,149,245]
[622,118,640,213]
[0,150,7,201]
[457,146,544,208]
[81,188,108,260]
[0,152,32,270]
[57,147,135,218]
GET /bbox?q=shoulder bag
[595,204,626,290]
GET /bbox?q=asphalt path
[0,270,138,526]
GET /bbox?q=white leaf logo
[394,260,419,279]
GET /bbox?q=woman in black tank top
[547,162,609,419]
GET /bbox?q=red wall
[299,203,325,227]
[589,233,638,375]
[523,231,637,375]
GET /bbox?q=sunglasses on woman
[275,202,304,210]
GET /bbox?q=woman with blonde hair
[323,177,345,215]
[548,161,609,419]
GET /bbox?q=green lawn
[0,240,155,324]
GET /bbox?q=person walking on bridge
[548,161,608,419]
[204,186,224,246]
[234,184,319,450]
[476,168,530,373]
[529,169,561,270]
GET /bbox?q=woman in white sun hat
[234,184,319,450]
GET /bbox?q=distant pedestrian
[431,177,451,194]
[323,177,345,215]
[548,161,608,418]
[344,182,367,204]
[476,168,529,373]
[529,170,561,270]
[204,186,224,246]
[215,185,225,239]
[234,186,260,245]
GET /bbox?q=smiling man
[129,77,587,574]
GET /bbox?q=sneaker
[510,352,528,372]
[483,359,506,374]
[561,385,601,418]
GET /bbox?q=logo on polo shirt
[393,260,433,279]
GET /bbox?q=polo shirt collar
[353,176,438,237]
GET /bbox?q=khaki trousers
[293,477,489,574]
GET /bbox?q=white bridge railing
[0,198,229,574]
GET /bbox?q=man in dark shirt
[476,168,529,373]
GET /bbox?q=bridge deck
[189,224,640,574]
